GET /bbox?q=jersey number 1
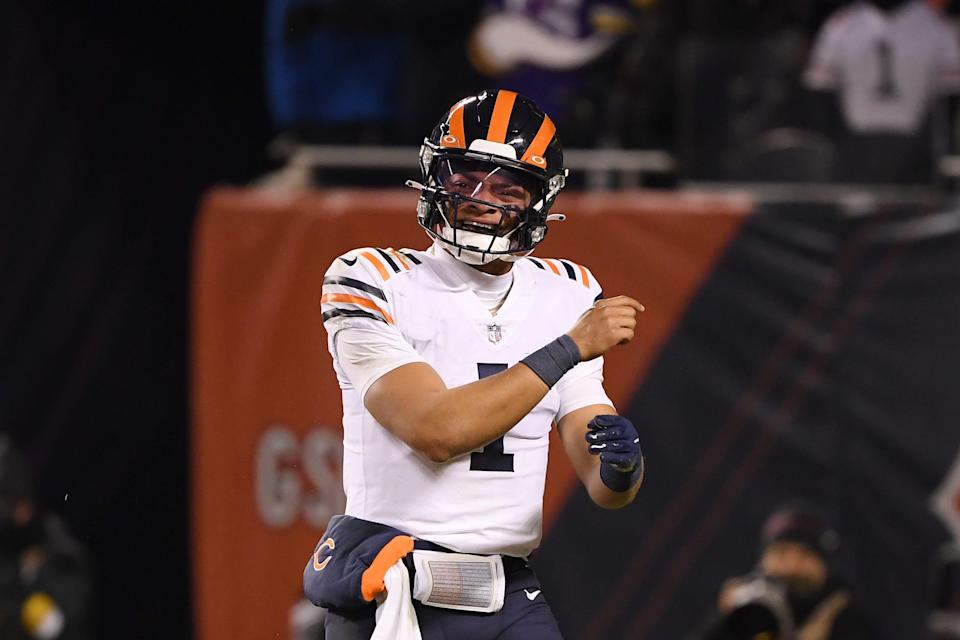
[470,363,514,472]
[874,40,898,100]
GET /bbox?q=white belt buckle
[411,550,506,613]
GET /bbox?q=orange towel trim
[361,535,415,602]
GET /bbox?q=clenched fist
[566,295,644,361]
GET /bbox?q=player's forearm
[585,464,643,509]
[416,364,549,462]
[369,296,643,462]
[559,407,644,509]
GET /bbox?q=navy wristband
[520,335,582,388]
[600,458,644,492]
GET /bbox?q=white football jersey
[805,1,960,133]
[321,244,612,557]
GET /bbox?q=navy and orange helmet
[409,90,567,265]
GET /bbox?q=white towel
[371,561,422,640]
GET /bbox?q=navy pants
[324,556,563,639]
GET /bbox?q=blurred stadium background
[4,0,960,638]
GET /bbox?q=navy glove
[585,414,643,491]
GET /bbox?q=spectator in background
[804,0,960,182]
[696,502,876,640]
[467,0,636,147]
[0,436,91,640]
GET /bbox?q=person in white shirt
[805,0,960,181]
[304,89,645,640]
[806,0,960,135]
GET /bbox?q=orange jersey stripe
[441,104,466,149]
[520,115,556,168]
[360,251,391,281]
[487,90,517,144]
[577,263,590,288]
[320,293,395,325]
[543,259,561,276]
[388,248,410,270]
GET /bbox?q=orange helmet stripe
[486,90,518,144]
[441,104,466,149]
[520,115,556,168]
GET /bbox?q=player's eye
[445,176,476,193]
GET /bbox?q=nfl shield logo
[486,324,502,344]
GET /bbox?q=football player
[310,89,645,639]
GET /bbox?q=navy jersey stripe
[322,276,387,302]
[528,258,546,270]
[322,309,387,324]
[375,248,401,273]
[559,260,577,280]
[594,291,604,302]
[400,251,422,265]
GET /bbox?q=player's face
[440,166,534,236]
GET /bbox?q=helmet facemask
[415,148,565,265]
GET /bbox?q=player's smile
[457,218,500,233]
[454,206,518,235]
